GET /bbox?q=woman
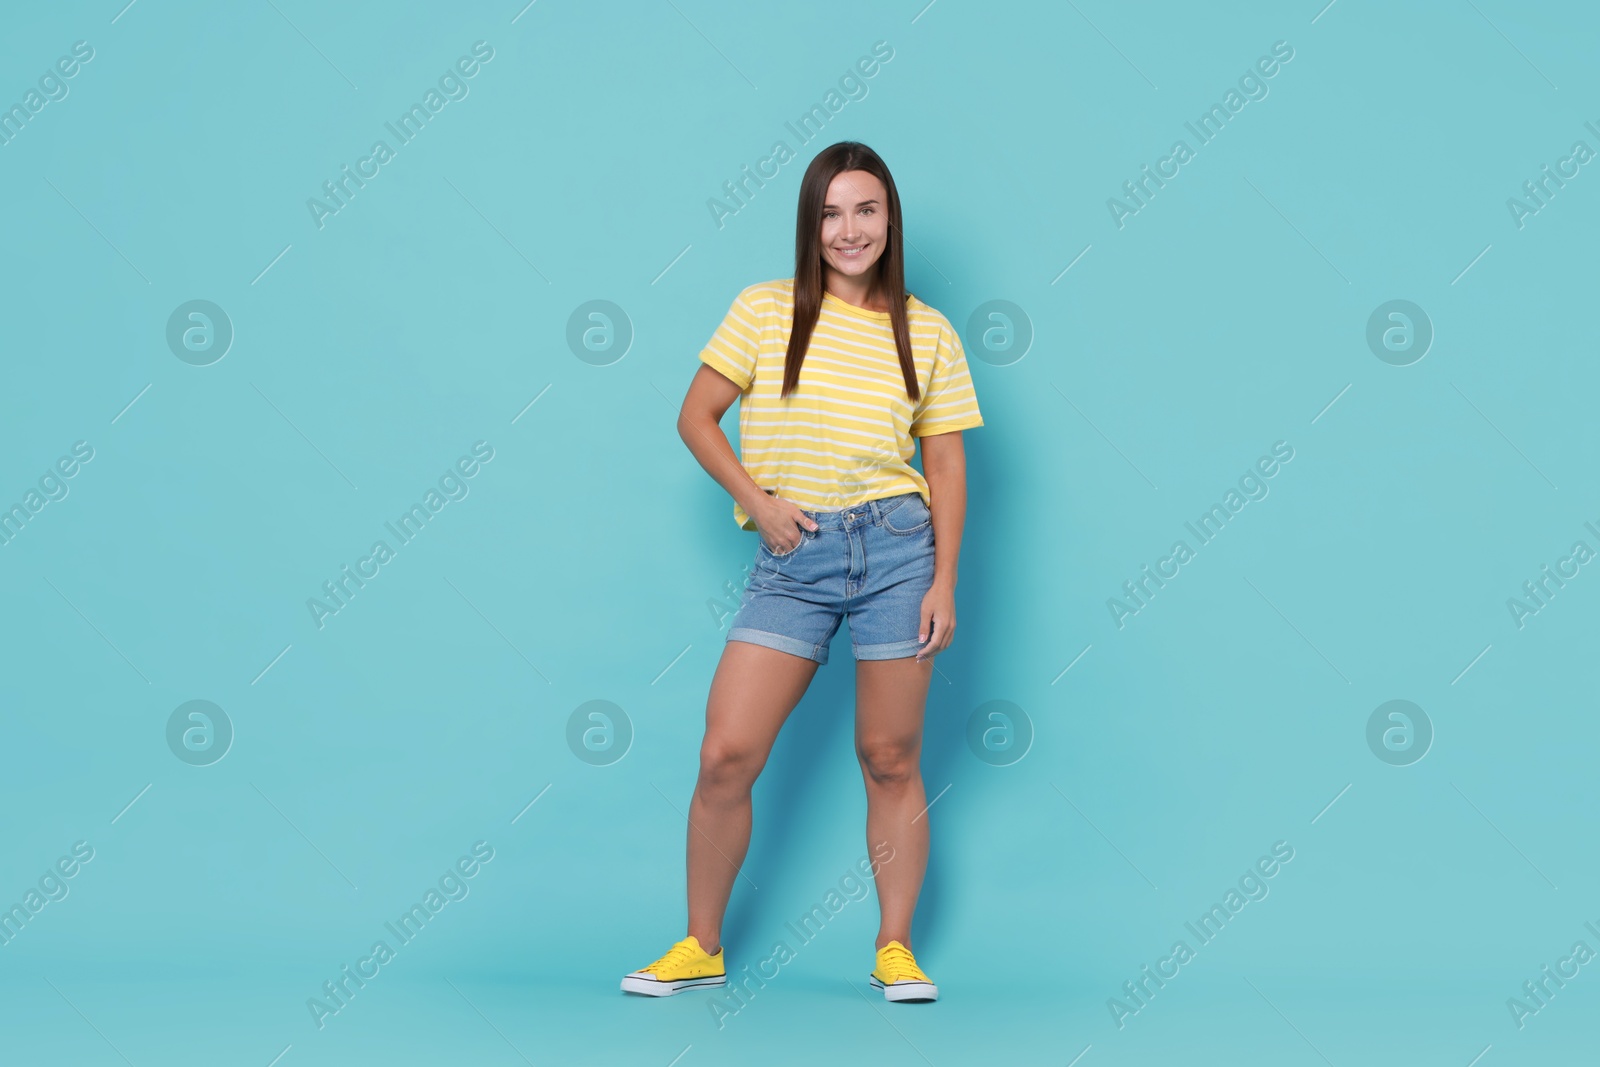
[621,141,983,1004]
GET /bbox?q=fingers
[916,612,954,660]
[775,496,813,531]
[915,611,938,661]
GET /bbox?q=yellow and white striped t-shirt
[698,277,984,530]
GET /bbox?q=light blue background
[2,1,1596,1064]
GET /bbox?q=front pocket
[761,531,806,557]
[883,496,931,535]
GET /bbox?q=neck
[823,266,890,312]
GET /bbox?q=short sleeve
[698,288,760,392]
[909,323,984,437]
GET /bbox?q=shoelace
[646,940,701,974]
[878,943,928,982]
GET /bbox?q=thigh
[703,638,821,769]
[855,656,934,758]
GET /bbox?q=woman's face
[819,169,889,281]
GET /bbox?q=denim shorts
[726,491,937,665]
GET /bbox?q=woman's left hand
[916,580,956,661]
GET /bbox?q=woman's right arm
[677,365,811,541]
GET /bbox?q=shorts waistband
[769,490,922,531]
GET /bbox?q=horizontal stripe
[698,277,984,530]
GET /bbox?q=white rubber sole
[869,974,938,1002]
[620,971,727,997]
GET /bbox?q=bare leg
[685,640,820,955]
[855,655,935,952]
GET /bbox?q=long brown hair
[780,141,919,402]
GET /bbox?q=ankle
[691,934,721,955]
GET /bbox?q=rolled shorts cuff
[727,627,829,665]
[853,637,931,661]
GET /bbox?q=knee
[858,738,919,786]
[697,740,763,795]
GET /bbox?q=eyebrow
[823,198,880,209]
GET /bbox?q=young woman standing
[621,141,983,1004]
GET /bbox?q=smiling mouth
[835,244,870,258]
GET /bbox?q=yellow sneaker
[620,935,726,997]
[869,939,938,1002]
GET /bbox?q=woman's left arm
[916,431,968,659]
